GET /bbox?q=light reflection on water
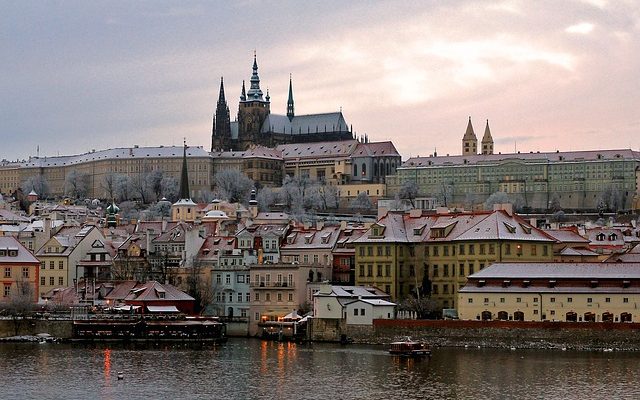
[1,340,639,400]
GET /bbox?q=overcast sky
[2,0,639,161]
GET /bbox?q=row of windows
[471,296,631,304]
[253,292,294,302]
[40,276,64,286]
[4,267,31,278]
[41,261,65,270]
[431,262,485,278]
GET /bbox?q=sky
[2,0,639,161]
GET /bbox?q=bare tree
[115,175,134,201]
[145,169,165,201]
[65,170,90,199]
[130,173,151,204]
[214,169,254,203]
[21,175,50,198]
[1,280,36,335]
[160,175,179,202]
[399,180,419,208]
[598,184,625,212]
[350,192,372,210]
[398,296,440,319]
[257,187,277,211]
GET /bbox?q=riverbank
[314,319,640,351]
[371,320,640,351]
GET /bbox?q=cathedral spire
[240,80,246,101]
[462,116,478,155]
[212,77,231,151]
[179,139,190,200]
[287,73,295,121]
[481,119,494,155]
[246,52,264,101]
[218,76,226,103]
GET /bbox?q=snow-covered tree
[214,169,254,203]
[350,192,372,210]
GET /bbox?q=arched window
[361,163,366,176]
[481,311,492,320]
[353,164,358,176]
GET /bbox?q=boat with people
[388,337,431,357]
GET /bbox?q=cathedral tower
[287,74,295,121]
[462,117,478,155]
[481,119,494,155]
[238,52,270,149]
[211,77,231,151]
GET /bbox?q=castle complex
[211,54,353,151]
[387,118,640,212]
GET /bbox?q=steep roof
[544,229,590,244]
[0,236,39,264]
[277,140,357,160]
[351,141,401,158]
[262,112,349,135]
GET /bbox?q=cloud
[566,22,595,34]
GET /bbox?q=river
[1,339,638,399]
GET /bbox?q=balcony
[250,281,295,289]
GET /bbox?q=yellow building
[354,207,556,307]
[35,225,104,298]
[459,262,640,323]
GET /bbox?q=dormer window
[608,233,617,241]
[502,280,511,287]
[522,280,531,288]
[590,280,598,288]
[503,222,516,234]
[596,233,605,241]
[623,280,630,288]
[477,280,486,287]
[548,280,557,288]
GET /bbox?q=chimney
[44,217,51,239]
[493,203,513,216]
[161,219,168,233]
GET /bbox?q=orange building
[0,236,40,302]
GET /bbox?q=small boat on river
[388,337,431,357]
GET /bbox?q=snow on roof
[0,236,39,264]
[18,145,210,168]
[263,112,349,136]
[544,229,590,244]
[468,262,640,279]
[401,149,640,169]
[277,140,357,159]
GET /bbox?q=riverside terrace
[72,315,227,341]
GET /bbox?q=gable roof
[263,112,349,135]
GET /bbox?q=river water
[1,339,638,400]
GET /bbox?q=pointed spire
[463,116,477,140]
[179,139,190,200]
[246,51,264,101]
[218,76,226,103]
[462,116,478,155]
[287,73,295,121]
[240,80,246,101]
[482,119,493,141]
[481,119,494,155]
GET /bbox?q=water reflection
[1,341,639,400]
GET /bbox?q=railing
[249,282,295,289]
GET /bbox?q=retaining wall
[0,319,73,339]
[312,319,640,350]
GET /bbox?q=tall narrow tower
[211,77,231,151]
[481,119,494,155]
[171,140,196,222]
[462,117,478,155]
[287,74,295,121]
[238,52,271,149]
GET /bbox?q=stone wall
[0,319,73,339]
[314,319,640,351]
